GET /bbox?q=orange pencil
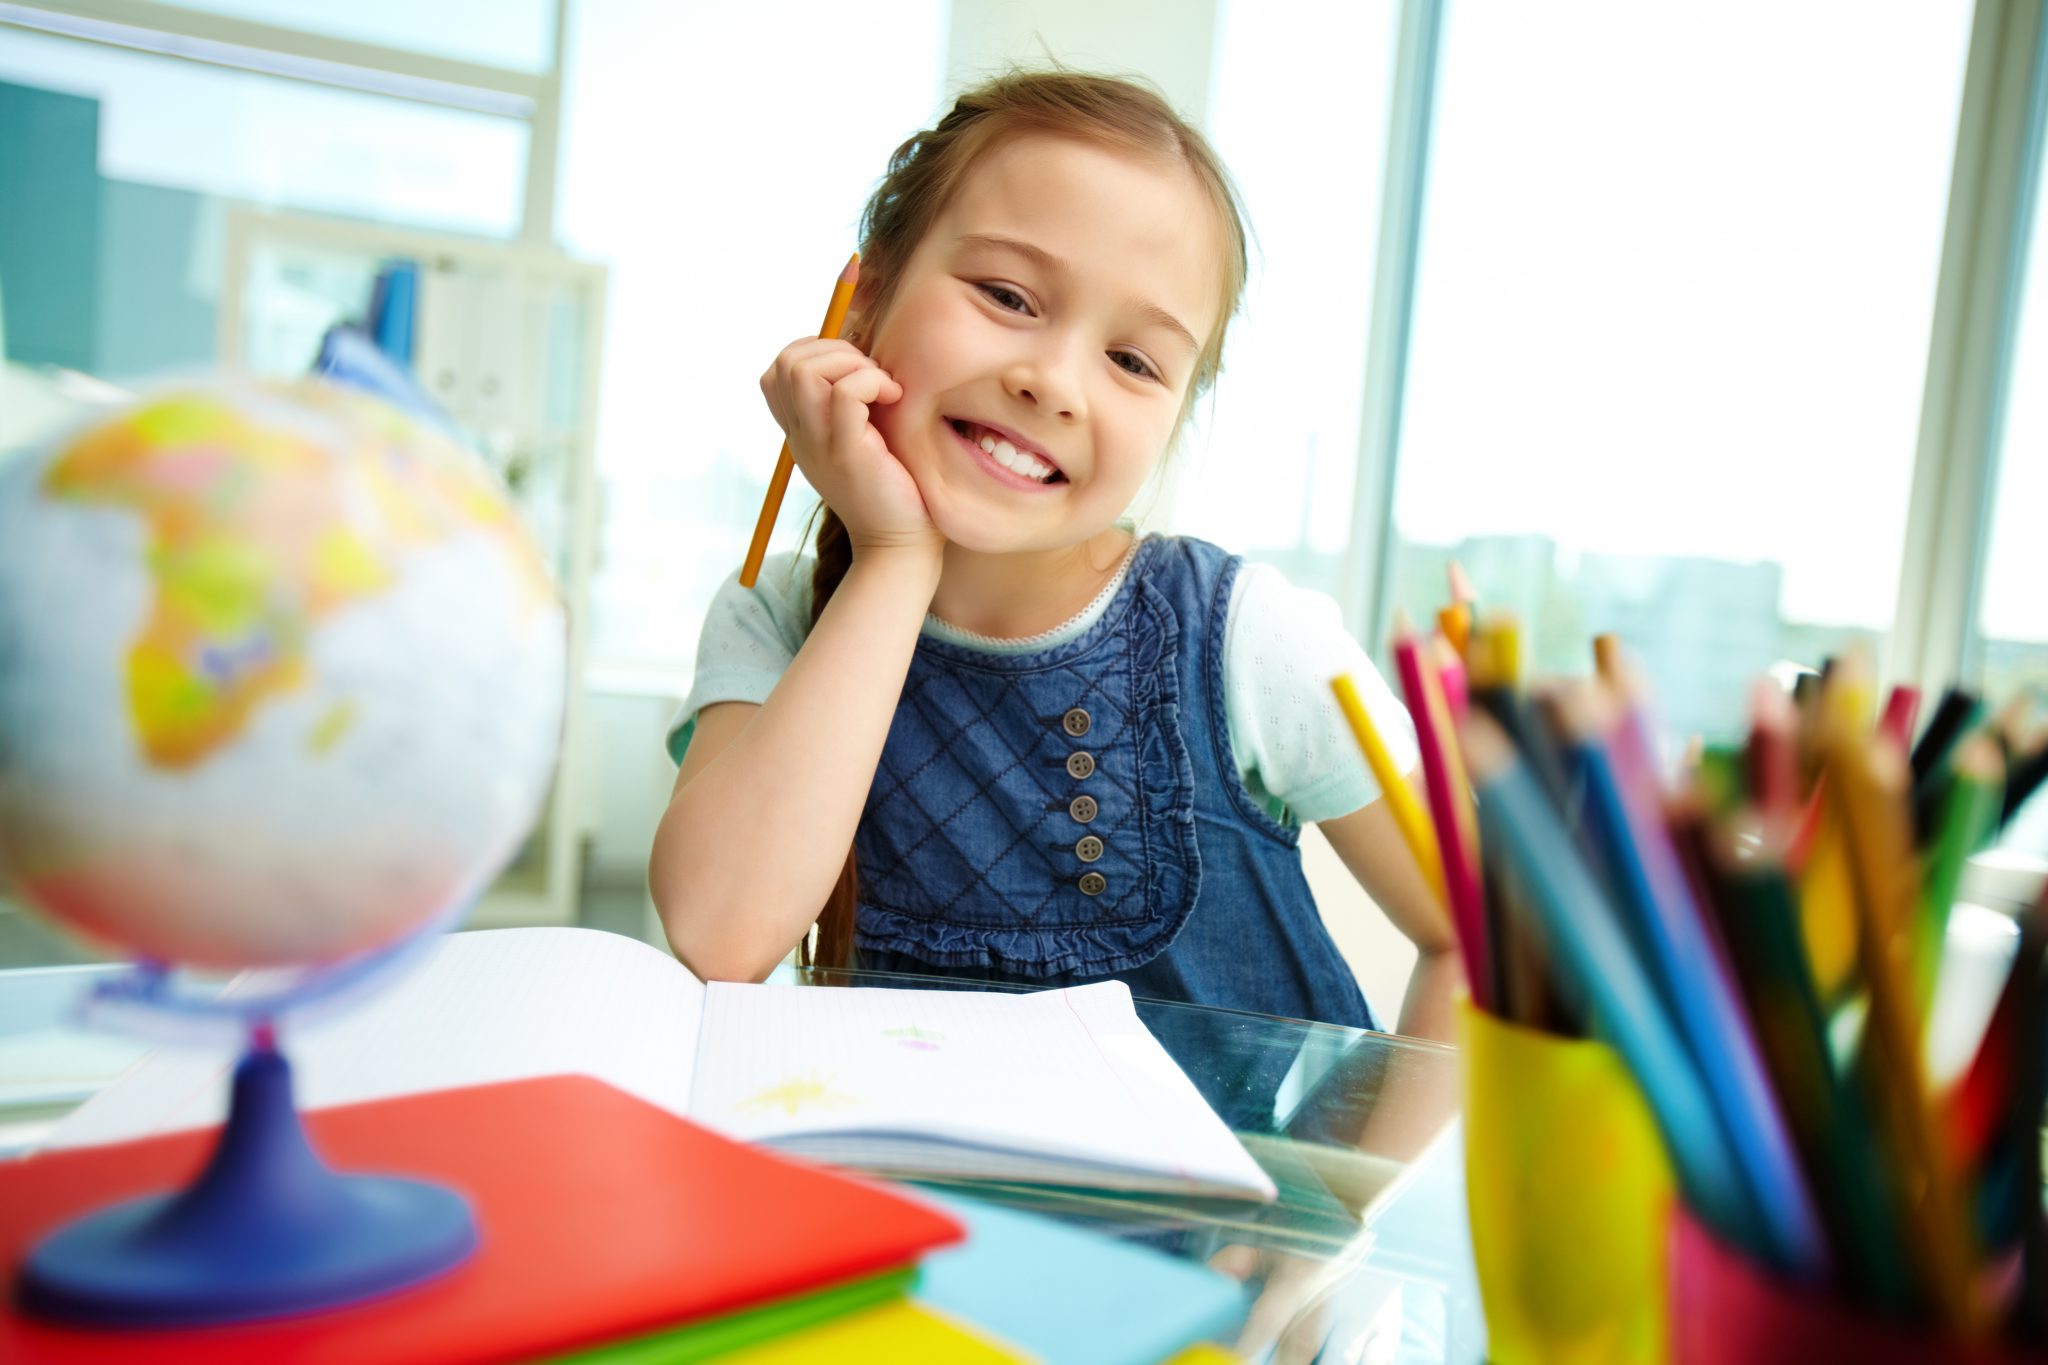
[740,253,861,589]
[1593,632,1623,684]
[1447,559,1478,607]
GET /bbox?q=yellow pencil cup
[1461,1000,1676,1365]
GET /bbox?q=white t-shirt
[668,542,1420,825]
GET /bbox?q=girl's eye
[976,283,1031,313]
[1111,351,1160,382]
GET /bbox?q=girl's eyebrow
[956,232,1200,357]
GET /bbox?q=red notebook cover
[0,1074,964,1363]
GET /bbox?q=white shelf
[219,208,608,929]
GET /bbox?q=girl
[650,71,1459,1041]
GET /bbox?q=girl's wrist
[844,539,944,599]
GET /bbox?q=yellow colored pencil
[1832,732,1983,1334]
[1468,614,1524,693]
[1331,674,1446,907]
[740,253,861,589]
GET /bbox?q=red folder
[1,1075,963,1363]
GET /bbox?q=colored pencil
[1593,632,1622,684]
[1797,668,1878,1003]
[1704,815,1912,1307]
[1878,685,1922,756]
[1913,736,2004,1019]
[1462,715,1768,1256]
[1949,895,2047,1172]
[1748,679,1803,828]
[1912,688,1982,786]
[1830,732,1983,1334]
[740,253,861,589]
[1330,674,1444,909]
[1447,559,1478,608]
[1470,613,1524,694]
[1434,637,1470,723]
[1393,622,1492,1007]
[2006,899,2048,1342]
[1562,692,1831,1278]
[1436,605,1472,659]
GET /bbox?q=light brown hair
[804,69,1252,970]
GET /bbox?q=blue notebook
[916,1194,1249,1365]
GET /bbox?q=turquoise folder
[916,1193,1251,1365]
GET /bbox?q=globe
[0,379,567,968]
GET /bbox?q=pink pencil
[1434,636,1469,724]
[1393,624,1491,1006]
[1877,684,1921,756]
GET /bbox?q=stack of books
[1,927,1262,1361]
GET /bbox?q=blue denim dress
[853,536,1383,1032]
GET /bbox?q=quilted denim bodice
[854,537,1380,1031]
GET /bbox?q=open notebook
[48,926,1277,1201]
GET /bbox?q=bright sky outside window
[1389,0,1972,741]
[557,0,947,674]
[0,28,528,238]
[1169,0,1400,604]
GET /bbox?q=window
[0,28,529,387]
[1164,0,1400,604]
[1385,0,1973,742]
[160,0,560,73]
[1968,66,2047,865]
[557,0,947,676]
[0,31,527,241]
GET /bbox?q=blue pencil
[1573,725,1832,1279]
[1462,716,1770,1260]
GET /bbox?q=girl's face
[863,134,1226,556]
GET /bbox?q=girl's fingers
[829,364,902,410]
[762,342,887,434]
[826,368,890,454]
[763,339,869,398]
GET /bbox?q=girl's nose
[1003,345,1086,422]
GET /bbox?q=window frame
[0,0,566,244]
[1890,0,2048,700]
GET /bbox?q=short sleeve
[664,552,815,764]
[1221,562,1420,824]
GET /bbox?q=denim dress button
[1075,835,1104,863]
[1061,707,1092,737]
[1065,751,1096,780]
[1078,871,1107,896]
[1068,794,1098,823]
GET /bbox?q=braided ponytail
[803,508,859,970]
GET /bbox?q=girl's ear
[844,274,883,352]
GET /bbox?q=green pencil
[1708,817,1912,1309]
[1914,736,2003,1021]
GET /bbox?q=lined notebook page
[49,928,705,1150]
[690,980,1275,1198]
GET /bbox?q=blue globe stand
[18,1029,477,1328]
[15,916,479,1328]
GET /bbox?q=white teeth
[962,423,1055,482]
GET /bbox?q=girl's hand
[760,338,937,563]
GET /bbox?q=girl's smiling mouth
[947,418,1067,487]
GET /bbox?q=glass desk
[0,955,1483,1363]
[780,965,1483,1364]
